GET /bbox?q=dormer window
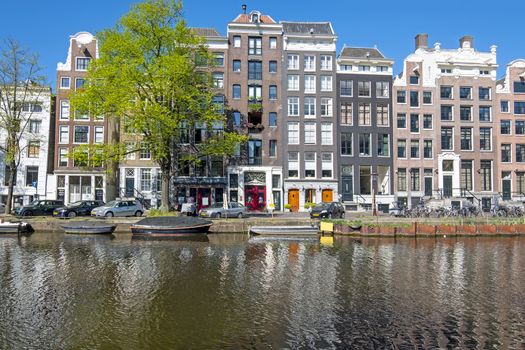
[250,12,260,23]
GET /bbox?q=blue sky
[1,0,524,90]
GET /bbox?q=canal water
[0,233,524,349]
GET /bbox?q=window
[398,168,407,191]
[409,76,419,85]
[358,65,370,72]
[212,72,224,88]
[411,169,420,191]
[340,64,352,71]
[376,81,389,98]
[320,76,332,92]
[501,120,511,134]
[75,107,89,120]
[140,169,152,191]
[304,152,316,178]
[517,145,525,162]
[304,75,316,93]
[212,95,225,114]
[480,70,490,76]
[304,55,315,71]
[410,140,419,158]
[288,55,299,70]
[60,77,70,89]
[480,160,492,191]
[397,113,406,128]
[341,133,352,155]
[321,123,333,145]
[500,100,509,113]
[441,105,453,121]
[140,142,151,159]
[397,139,406,158]
[26,166,39,187]
[29,120,41,134]
[269,140,277,157]
[358,103,370,125]
[269,112,277,127]
[94,126,104,143]
[423,91,432,104]
[233,60,241,72]
[320,98,332,117]
[269,60,277,73]
[75,78,85,89]
[359,133,371,156]
[248,61,262,80]
[320,55,332,70]
[517,121,525,135]
[479,106,491,121]
[288,122,299,144]
[74,126,89,143]
[59,148,68,167]
[397,90,406,103]
[377,66,388,72]
[304,97,316,117]
[410,91,419,107]
[340,80,352,96]
[461,160,473,191]
[460,106,472,121]
[269,85,277,100]
[214,53,224,67]
[288,75,299,91]
[76,57,91,71]
[321,153,333,178]
[518,172,525,194]
[441,68,452,74]
[248,37,262,55]
[358,81,370,97]
[423,140,433,158]
[269,37,277,49]
[27,141,39,158]
[460,128,472,150]
[460,86,472,100]
[479,87,490,100]
[378,134,389,157]
[272,175,280,189]
[232,84,241,99]
[125,142,136,160]
[288,97,299,116]
[59,125,69,144]
[440,86,452,99]
[423,114,433,129]
[441,127,453,150]
[288,152,299,178]
[515,102,525,115]
[341,103,352,125]
[304,123,316,144]
[479,127,491,151]
[501,144,511,162]
[410,114,419,133]
[376,104,389,126]
[514,81,525,93]
[233,36,241,48]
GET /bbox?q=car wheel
[68,211,77,218]
[237,212,243,219]
[105,212,114,218]
[135,211,143,217]
[214,213,221,219]
[23,211,33,217]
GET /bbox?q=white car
[91,199,143,217]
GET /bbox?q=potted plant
[284,203,292,212]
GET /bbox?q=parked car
[91,199,143,217]
[53,200,105,218]
[310,202,345,219]
[199,202,247,218]
[14,200,64,217]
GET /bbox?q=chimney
[460,35,473,49]
[242,4,247,14]
[415,33,428,50]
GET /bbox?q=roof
[281,22,334,35]
[232,13,276,24]
[340,47,386,59]
[190,28,221,37]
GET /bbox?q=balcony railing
[248,157,262,165]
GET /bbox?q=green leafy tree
[71,0,245,209]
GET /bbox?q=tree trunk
[160,168,170,211]
[5,161,17,214]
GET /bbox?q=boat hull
[61,225,116,234]
[249,226,319,236]
[0,223,33,234]
[131,223,212,237]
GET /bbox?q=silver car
[91,199,144,217]
[199,202,246,218]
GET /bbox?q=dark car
[53,200,105,218]
[310,202,345,219]
[14,200,64,217]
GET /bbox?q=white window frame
[320,98,333,117]
[376,81,389,98]
[288,97,299,116]
[304,97,316,117]
[304,122,316,144]
[233,36,241,48]
[73,125,89,144]
[321,123,333,145]
[60,100,70,120]
[288,122,299,144]
[287,54,299,70]
[60,77,70,89]
[94,126,104,143]
[304,75,316,93]
[287,75,299,91]
[59,125,69,144]
[320,75,333,92]
[76,57,91,71]
[59,148,68,167]
[304,55,316,71]
[320,55,333,71]
[321,153,333,179]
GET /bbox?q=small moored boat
[61,221,117,234]
[249,225,319,236]
[131,216,212,238]
[0,222,33,234]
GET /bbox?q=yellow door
[288,189,299,212]
[322,189,333,203]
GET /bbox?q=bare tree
[0,39,47,213]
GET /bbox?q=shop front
[172,176,226,212]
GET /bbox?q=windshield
[105,201,117,207]
[69,201,83,207]
[315,203,331,210]
[29,200,42,206]
[208,203,224,209]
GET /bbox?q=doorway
[424,177,433,197]
[502,172,511,201]
[288,189,299,212]
[443,175,452,198]
[342,176,353,201]
[322,189,333,202]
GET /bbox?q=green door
[443,176,453,198]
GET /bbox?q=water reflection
[0,234,524,349]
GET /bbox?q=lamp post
[371,172,378,216]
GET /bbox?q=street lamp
[371,172,378,216]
